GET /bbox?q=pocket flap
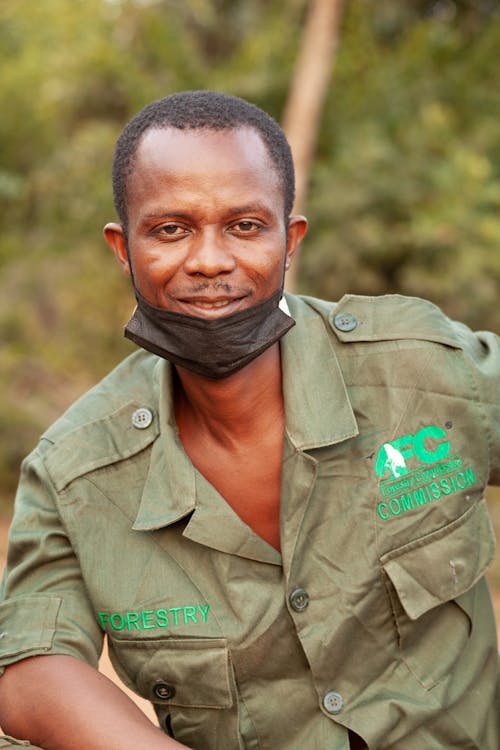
[110,636,232,708]
[380,498,495,620]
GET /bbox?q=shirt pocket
[108,635,240,749]
[380,497,495,690]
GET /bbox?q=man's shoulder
[35,350,162,490]
[289,292,479,350]
[43,349,161,441]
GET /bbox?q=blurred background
[1,0,500,611]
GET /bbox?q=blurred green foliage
[1,0,499,502]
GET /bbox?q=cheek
[131,245,183,283]
[250,248,286,285]
[237,234,286,273]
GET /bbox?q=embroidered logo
[375,425,450,479]
[374,424,476,520]
[98,604,210,632]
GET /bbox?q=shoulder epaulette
[40,350,162,491]
[326,294,461,347]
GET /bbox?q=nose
[183,229,236,277]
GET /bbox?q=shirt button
[153,681,176,700]
[131,407,153,429]
[323,690,344,715]
[289,587,309,612]
[334,312,357,332]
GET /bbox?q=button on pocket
[108,636,238,749]
[108,636,233,709]
[153,681,176,701]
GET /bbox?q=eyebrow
[141,211,191,222]
[227,203,274,216]
[140,203,275,223]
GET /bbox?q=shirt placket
[279,438,355,748]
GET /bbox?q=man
[0,91,499,750]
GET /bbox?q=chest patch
[374,424,477,520]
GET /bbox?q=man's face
[105,126,306,317]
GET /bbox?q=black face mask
[124,288,295,379]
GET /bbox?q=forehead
[127,126,283,210]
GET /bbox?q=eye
[153,223,190,239]
[160,223,185,235]
[232,220,261,233]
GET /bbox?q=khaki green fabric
[0,738,45,749]
[1,293,499,749]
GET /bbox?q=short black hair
[112,90,295,232]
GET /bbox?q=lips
[176,295,247,316]
[186,298,236,309]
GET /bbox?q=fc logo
[375,425,450,479]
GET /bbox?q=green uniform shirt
[1,293,500,749]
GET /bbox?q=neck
[174,343,284,445]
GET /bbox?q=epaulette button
[334,312,357,332]
[131,407,153,429]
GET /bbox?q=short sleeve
[0,446,103,676]
[454,325,500,486]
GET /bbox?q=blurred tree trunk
[282,0,345,292]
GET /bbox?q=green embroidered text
[377,466,475,520]
[98,604,210,632]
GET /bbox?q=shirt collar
[282,294,358,451]
[133,295,358,543]
[132,361,196,531]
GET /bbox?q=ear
[284,215,308,271]
[103,222,131,276]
